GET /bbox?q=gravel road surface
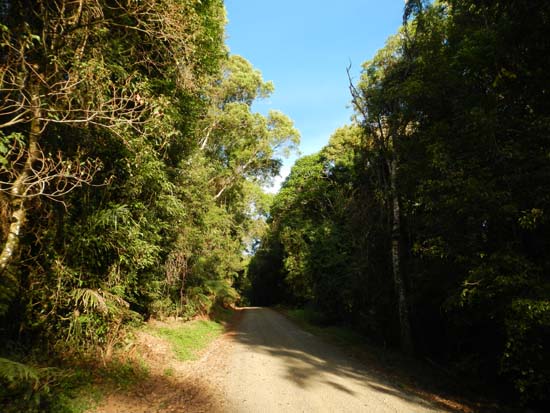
[222,307,447,413]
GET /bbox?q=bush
[501,299,550,405]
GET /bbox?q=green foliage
[0,358,102,413]
[250,0,550,407]
[501,298,550,402]
[0,357,41,389]
[249,126,385,328]
[0,1,297,411]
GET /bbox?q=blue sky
[224,1,405,190]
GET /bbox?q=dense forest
[1,0,548,411]
[248,0,550,408]
[0,0,298,410]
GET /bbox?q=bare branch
[0,140,105,202]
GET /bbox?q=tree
[251,126,377,322]
[350,32,417,353]
[199,55,299,201]
[250,0,550,405]
[0,0,225,273]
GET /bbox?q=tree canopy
[0,2,298,410]
[249,0,550,407]
[1,0,549,410]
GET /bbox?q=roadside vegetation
[248,1,550,409]
[279,306,525,413]
[0,353,149,413]
[1,0,548,411]
[1,0,293,411]
[0,306,233,413]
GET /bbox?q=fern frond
[71,288,109,314]
[0,357,40,387]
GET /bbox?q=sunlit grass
[153,320,225,361]
[51,312,231,411]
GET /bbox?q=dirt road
[221,307,448,413]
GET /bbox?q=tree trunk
[0,93,41,274]
[389,156,413,354]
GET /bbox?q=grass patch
[95,358,150,390]
[153,320,225,361]
[51,369,102,413]
[26,310,233,412]
[57,358,149,413]
[210,305,234,323]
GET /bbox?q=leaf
[0,358,40,388]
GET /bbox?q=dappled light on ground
[222,307,449,413]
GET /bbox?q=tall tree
[350,33,416,353]
[0,0,225,273]
[199,55,299,201]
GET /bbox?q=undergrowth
[0,356,148,413]
[279,306,530,413]
[283,308,367,347]
[1,308,232,412]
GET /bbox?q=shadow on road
[230,307,452,412]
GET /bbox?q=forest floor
[89,307,518,413]
[89,314,236,413]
